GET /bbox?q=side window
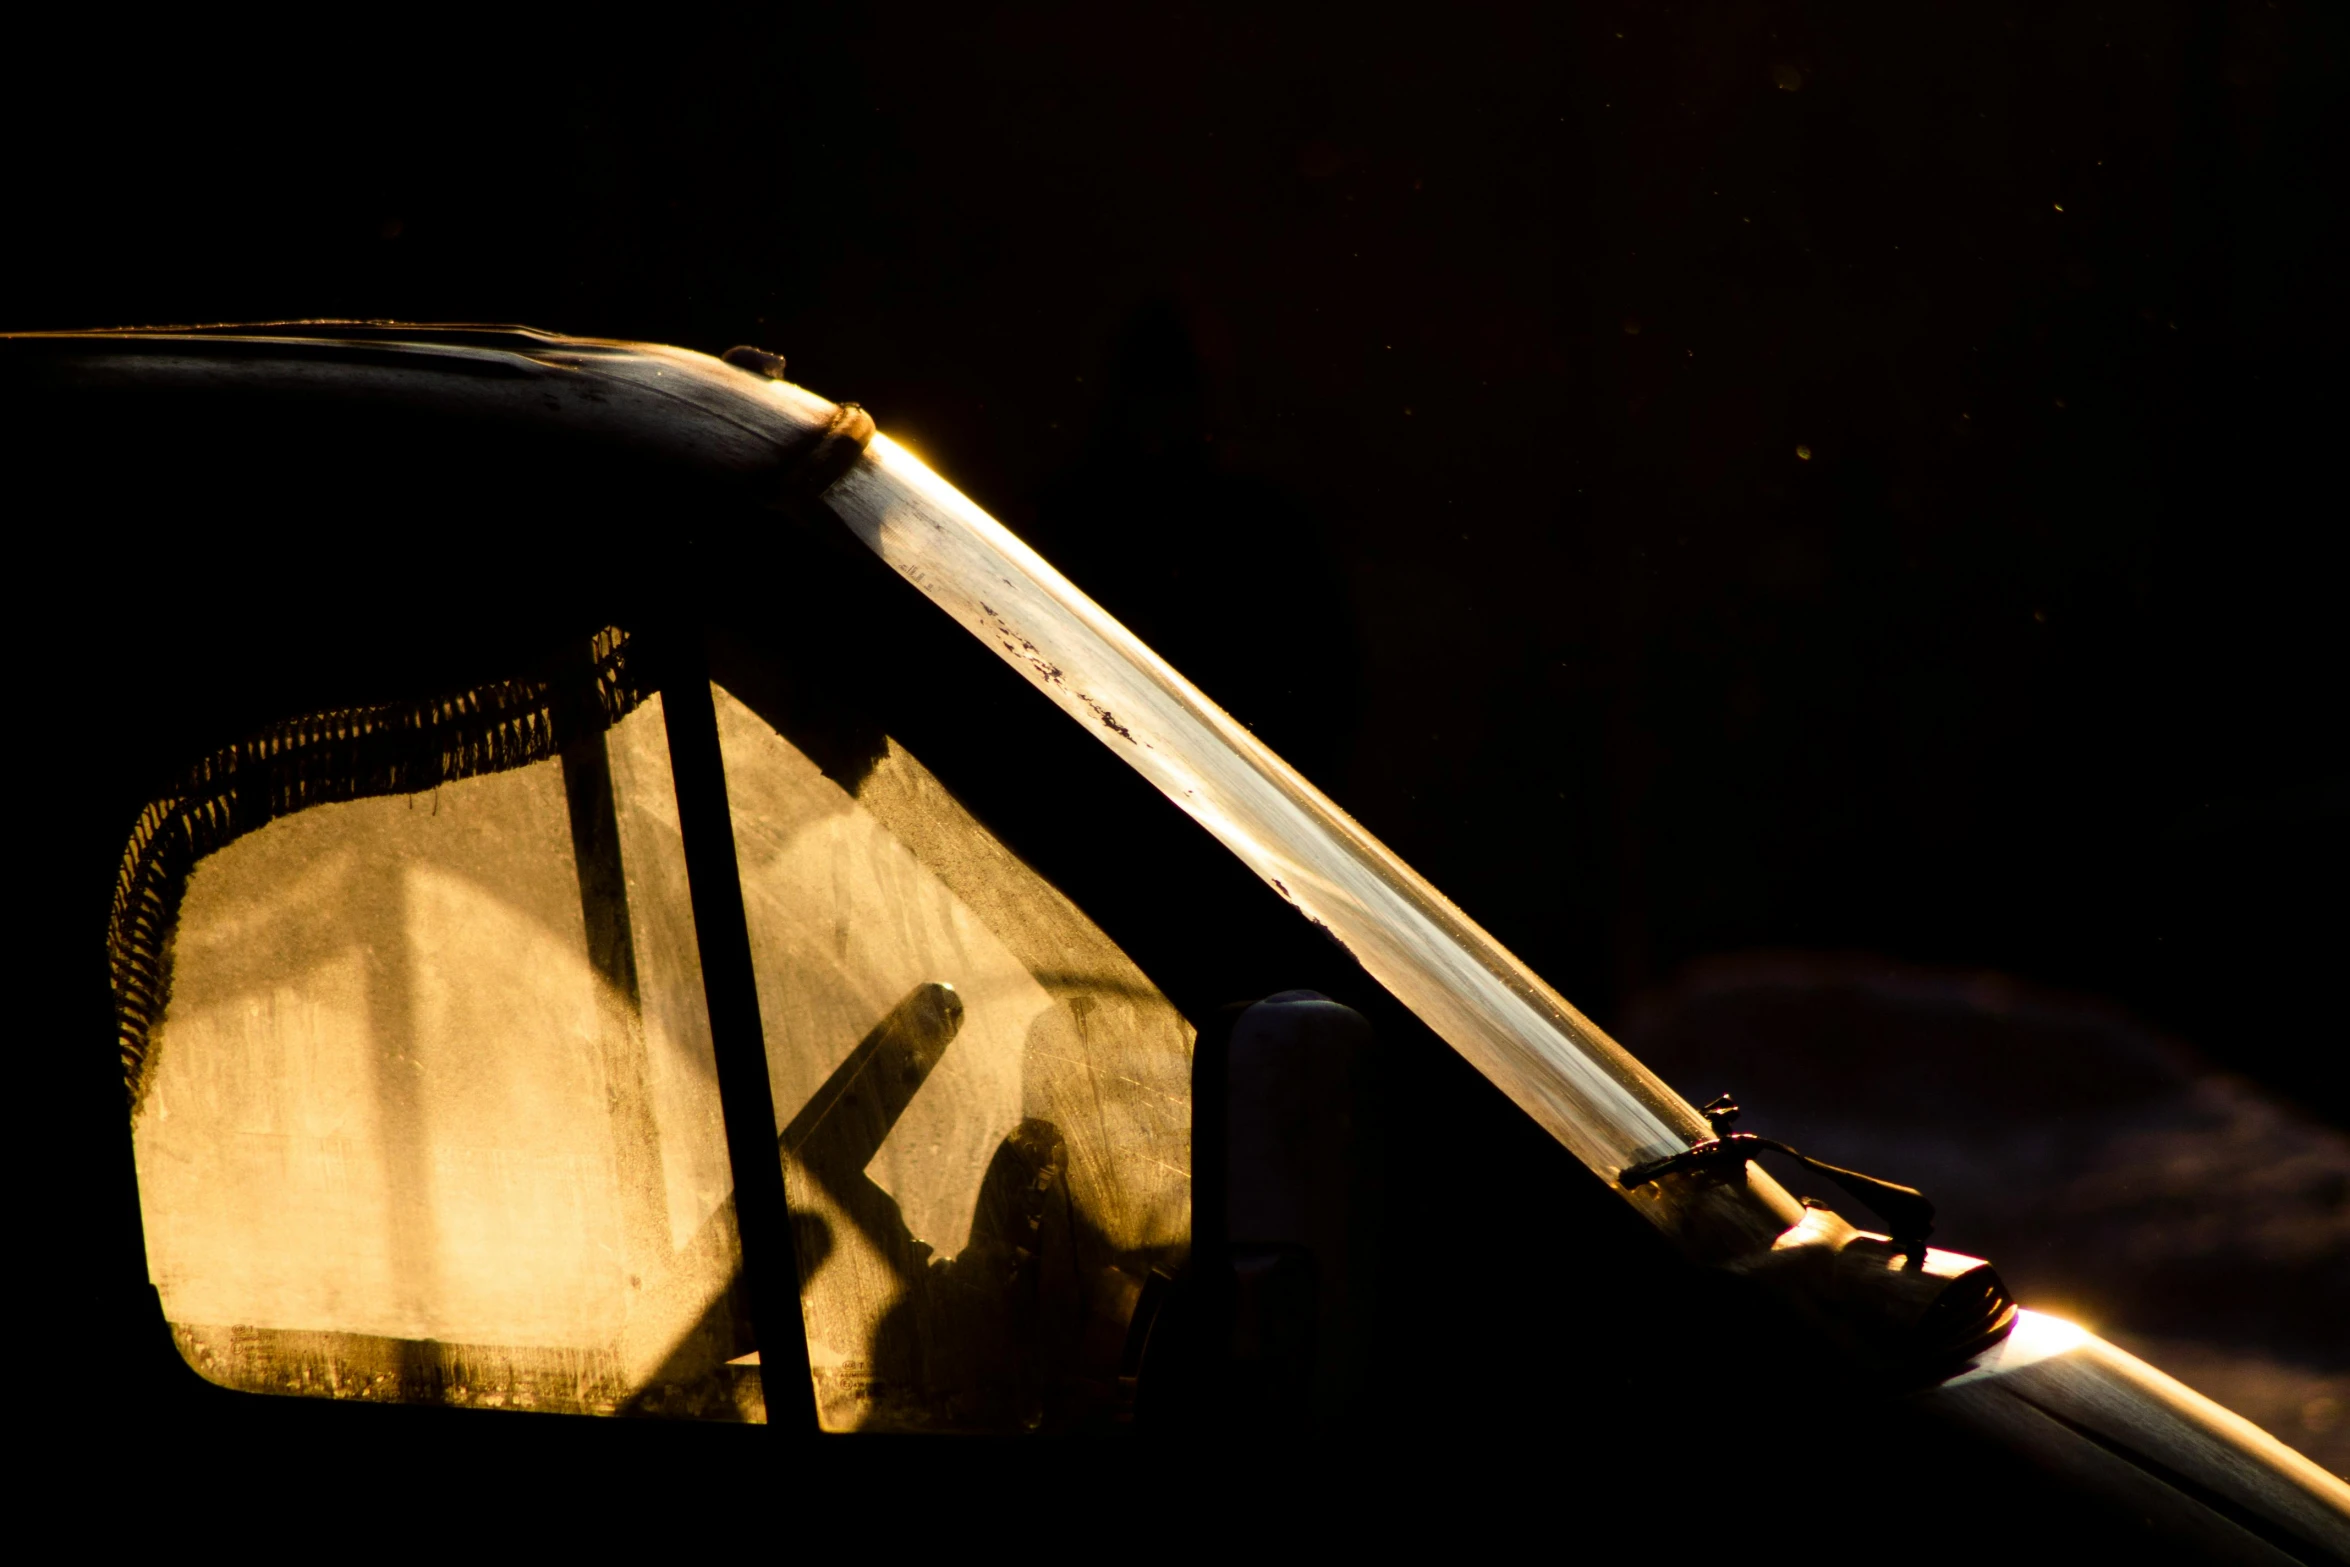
[715,688,1192,1430]
[122,632,1192,1432]
[129,653,741,1417]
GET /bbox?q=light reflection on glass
[131,674,1191,1432]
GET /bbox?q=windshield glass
[823,437,1730,1205]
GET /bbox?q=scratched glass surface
[133,696,744,1417]
[132,681,1190,1430]
[715,686,1192,1431]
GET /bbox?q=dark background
[11,0,2338,1103]
[8,0,2344,1458]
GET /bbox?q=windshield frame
[818,433,1803,1260]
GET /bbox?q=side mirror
[1138,991,1380,1432]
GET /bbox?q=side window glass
[714,687,1192,1431]
[120,635,1193,1432]
[126,639,744,1418]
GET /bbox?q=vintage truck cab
[10,324,2342,1559]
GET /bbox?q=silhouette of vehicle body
[11,324,2342,1559]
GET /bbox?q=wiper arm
[1619,1094,1936,1257]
